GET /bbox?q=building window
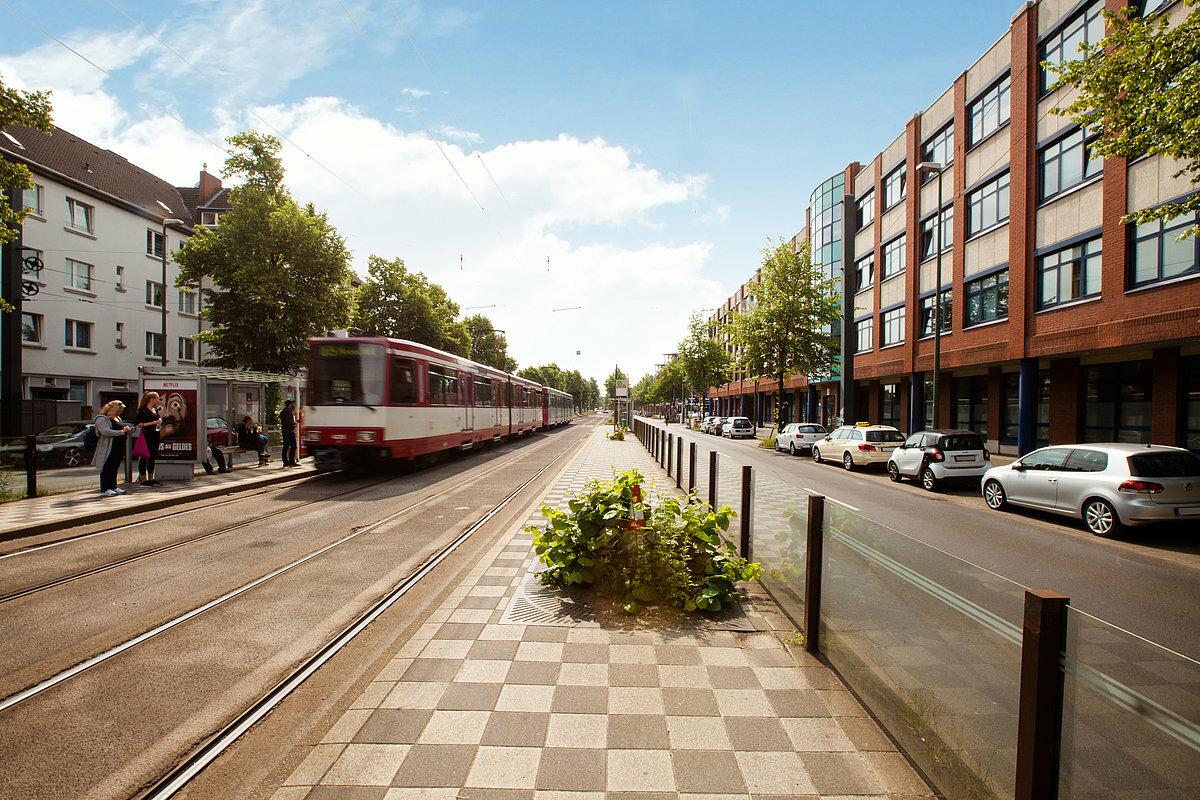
[66,197,94,234]
[921,125,954,179]
[1131,211,1200,287]
[65,319,92,349]
[883,164,906,209]
[179,290,197,315]
[953,375,989,438]
[1084,361,1153,444]
[20,247,43,280]
[1041,1,1105,93]
[967,172,1010,236]
[147,229,165,258]
[179,336,196,361]
[855,317,874,354]
[22,183,43,215]
[200,210,224,227]
[21,312,42,343]
[854,253,874,292]
[146,331,164,358]
[1184,356,1200,452]
[919,207,953,261]
[856,190,875,230]
[881,383,901,429]
[1039,128,1102,201]
[1038,236,1102,308]
[66,258,93,291]
[116,321,125,347]
[881,306,905,347]
[1141,0,1172,15]
[146,280,165,309]
[919,289,953,337]
[882,235,906,279]
[968,75,1011,146]
[965,269,1009,326]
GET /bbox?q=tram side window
[428,366,459,405]
[390,358,418,405]
[475,377,493,407]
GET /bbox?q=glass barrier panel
[822,503,1027,799]
[1059,607,1200,798]
[714,452,742,518]
[1,435,28,501]
[692,442,711,507]
[749,468,808,620]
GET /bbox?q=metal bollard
[675,436,683,489]
[804,494,825,654]
[688,442,697,496]
[1014,590,1069,800]
[740,464,752,559]
[708,450,718,509]
[25,434,37,499]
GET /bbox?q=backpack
[83,424,99,453]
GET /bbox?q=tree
[175,132,355,373]
[465,314,515,371]
[630,374,657,410]
[727,237,841,430]
[1,75,53,314]
[604,367,629,401]
[676,311,731,411]
[1049,0,1200,236]
[353,255,470,356]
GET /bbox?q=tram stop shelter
[138,366,302,480]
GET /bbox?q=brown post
[24,434,37,499]
[708,449,718,509]
[1014,589,1069,800]
[688,441,697,496]
[675,436,683,488]
[804,494,825,654]
[667,433,673,473]
[739,464,752,558]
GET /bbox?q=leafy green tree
[1049,0,1200,236]
[517,365,545,385]
[465,314,515,371]
[562,369,589,412]
[174,132,355,373]
[630,374,656,410]
[604,368,629,402]
[727,237,840,429]
[353,255,470,356]
[676,311,731,411]
[0,76,53,314]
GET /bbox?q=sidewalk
[270,426,933,799]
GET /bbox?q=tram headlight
[356,430,376,443]
[304,430,321,442]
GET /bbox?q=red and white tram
[303,337,572,470]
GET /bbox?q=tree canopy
[174,132,355,373]
[1049,0,1200,236]
[0,74,53,313]
[727,237,841,427]
[353,254,470,356]
[676,311,731,406]
[465,314,515,371]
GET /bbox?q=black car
[0,421,93,468]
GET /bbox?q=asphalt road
[643,419,1200,661]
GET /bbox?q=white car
[700,416,717,433]
[775,423,827,456]
[887,429,991,491]
[812,424,906,470]
[723,417,754,439]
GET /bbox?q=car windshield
[941,434,983,451]
[307,341,387,406]
[800,425,824,433]
[732,418,750,424]
[866,430,905,443]
[1127,451,1200,478]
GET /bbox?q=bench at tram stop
[216,445,261,469]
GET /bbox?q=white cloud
[402,87,430,98]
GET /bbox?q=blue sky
[1,0,1019,384]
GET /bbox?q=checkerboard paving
[273,427,933,799]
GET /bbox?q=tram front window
[309,342,387,406]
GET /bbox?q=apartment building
[710,0,1200,454]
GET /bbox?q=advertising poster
[144,378,200,462]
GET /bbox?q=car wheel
[983,479,1008,510]
[842,452,854,471]
[921,467,939,492]
[887,461,902,482]
[788,442,797,456]
[1083,498,1123,538]
[812,447,823,464]
[62,448,83,467]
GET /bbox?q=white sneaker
[114,488,127,494]
[102,489,119,497]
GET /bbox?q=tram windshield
[308,341,387,406]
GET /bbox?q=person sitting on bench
[236,416,270,464]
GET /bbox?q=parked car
[0,420,93,468]
[775,423,827,455]
[812,424,905,471]
[888,429,991,491]
[710,417,731,436]
[981,443,1200,537]
[723,417,754,439]
[206,417,234,448]
[700,416,717,433]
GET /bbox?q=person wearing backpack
[133,391,164,486]
[92,400,132,497]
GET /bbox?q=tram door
[462,371,473,432]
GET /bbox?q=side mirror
[1011,462,1026,472]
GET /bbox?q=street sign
[615,379,629,398]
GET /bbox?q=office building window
[854,254,874,292]
[116,265,125,290]
[1084,361,1153,444]
[179,290,197,314]
[147,229,165,258]
[965,269,1009,326]
[1041,1,1104,93]
[855,317,873,354]
[116,321,125,347]
[1184,356,1200,452]
[179,336,196,361]
[146,280,165,308]
[66,197,94,233]
[881,306,904,347]
[921,124,954,180]
[21,312,42,343]
[1002,370,1051,447]
[1131,211,1200,287]
[146,331,164,358]
[968,75,1010,146]
[883,164,906,209]
[66,258,93,291]
[1141,0,1172,14]
[856,190,875,230]
[882,235,906,279]
[919,289,953,337]
[1038,236,1102,308]
[919,207,953,261]
[953,375,989,437]
[1039,128,1102,200]
[22,183,43,215]
[967,172,1010,235]
[65,319,92,349]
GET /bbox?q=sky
[0,0,1020,386]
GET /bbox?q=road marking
[802,488,860,512]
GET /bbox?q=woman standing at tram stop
[134,391,165,486]
[92,400,132,497]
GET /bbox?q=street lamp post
[160,218,184,367]
[916,162,945,429]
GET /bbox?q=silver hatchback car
[981,443,1200,537]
